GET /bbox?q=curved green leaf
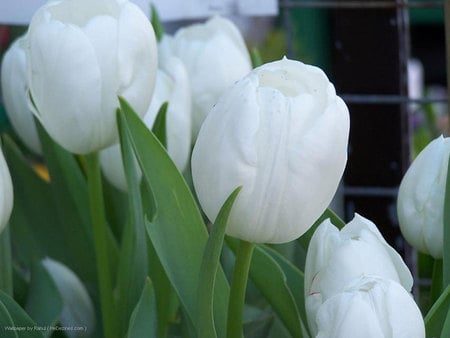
[197,187,242,338]
[127,278,158,338]
[0,290,44,338]
[118,97,229,337]
[426,284,450,337]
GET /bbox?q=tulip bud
[314,276,425,338]
[1,35,41,154]
[304,214,413,335]
[397,135,450,258]
[0,147,13,234]
[159,16,252,141]
[100,56,191,191]
[42,258,95,337]
[191,57,350,243]
[27,0,158,154]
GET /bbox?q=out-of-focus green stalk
[85,152,118,338]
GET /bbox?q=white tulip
[1,35,41,154]
[0,147,13,234]
[27,0,157,154]
[397,135,450,258]
[42,258,95,337]
[315,276,425,338]
[100,57,191,191]
[159,16,252,141]
[304,214,414,335]
[191,57,350,243]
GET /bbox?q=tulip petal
[117,3,157,117]
[28,18,103,154]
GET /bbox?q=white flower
[397,135,450,258]
[315,276,425,338]
[159,16,252,141]
[304,214,414,335]
[42,258,95,337]
[1,35,41,154]
[27,0,157,154]
[100,57,191,191]
[0,147,13,234]
[191,57,349,243]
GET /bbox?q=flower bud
[191,57,349,243]
[27,0,157,154]
[315,276,425,338]
[0,147,13,234]
[397,135,450,258]
[304,214,413,335]
[159,16,252,141]
[1,35,41,154]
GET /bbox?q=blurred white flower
[101,57,191,191]
[0,147,13,234]
[1,35,41,154]
[42,258,95,337]
[192,57,349,243]
[159,15,252,141]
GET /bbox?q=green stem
[227,240,255,338]
[0,226,12,296]
[431,259,444,306]
[85,153,118,338]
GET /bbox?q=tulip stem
[227,240,255,338]
[85,153,118,338]
[0,225,12,296]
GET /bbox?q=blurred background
[0,0,448,311]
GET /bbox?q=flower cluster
[0,0,448,337]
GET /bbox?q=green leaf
[152,102,168,148]
[441,307,450,338]
[116,108,148,336]
[127,278,158,338]
[197,187,242,338]
[36,121,119,297]
[25,261,63,332]
[150,4,164,41]
[0,290,44,338]
[425,284,450,337]
[227,239,304,338]
[2,136,68,268]
[260,245,310,337]
[0,226,12,296]
[118,97,230,337]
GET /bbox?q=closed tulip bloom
[100,57,191,191]
[315,276,425,338]
[0,148,13,234]
[1,35,41,154]
[159,16,252,140]
[397,135,450,258]
[191,57,350,243]
[27,0,157,154]
[304,214,413,335]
